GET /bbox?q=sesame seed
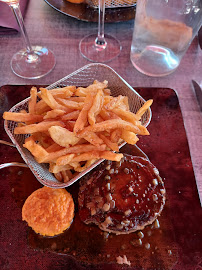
[152,179,158,186]
[103,203,110,212]
[152,194,158,201]
[160,189,166,194]
[138,231,144,239]
[110,200,115,209]
[124,168,129,174]
[154,219,160,228]
[122,220,130,226]
[153,168,159,175]
[106,183,110,191]
[124,209,132,216]
[106,193,112,201]
[145,243,150,249]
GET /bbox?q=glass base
[79,34,122,63]
[11,46,56,79]
[130,45,180,77]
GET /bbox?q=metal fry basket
[4,63,151,188]
[86,0,136,9]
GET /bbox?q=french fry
[67,96,85,102]
[23,137,49,162]
[73,93,94,133]
[66,120,76,131]
[54,172,63,182]
[31,132,54,149]
[82,131,104,146]
[56,154,75,166]
[3,112,43,123]
[58,143,106,154]
[135,99,153,120]
[103,88,111,96]
[56,98,84,110]
[65,170,73,180]
[38,86,76,99]
[61,151,100,164]
[111,107,139,124]
[96,115,104,123]
[45,143,63,152]
[104,95,125,111]
[99,134,119,152]
[103,95,113,105]
[19,110,27,114]
[68,161,81,171]
[99,109,120,121]
[40,88,66,110]
[28,87,37,114]
[72,159,97,172]
[35,99,51,115]
[61,170,73,183]
[49,163,73,173]
[43,109,66,120]
[99,151,123,162]
[91,80,108,90]
[14,120,65,134]
[45,144,106,164]
[121,96,130,111]
[67,150,123,163]
[41,147,71,163]
[78,119,149,137]
[88,89,104,125]
[121,130,139,145]
[49,126,80,147]
[75,80,108,97]
[61,110,80,121]
[110,129,122,143]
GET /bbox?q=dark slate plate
[0,85,201,270]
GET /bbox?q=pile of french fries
[3,81,152,183]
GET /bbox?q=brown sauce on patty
[78,154,166,234]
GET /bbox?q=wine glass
[79,0,122,63]
[0,0,56,79]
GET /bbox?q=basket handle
[0,140,16,148]
[0,162,28,170]
[0,140,28,169]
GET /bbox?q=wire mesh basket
[86,0,137,9]
[4,63,151,188]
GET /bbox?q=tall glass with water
[130,0,202,77]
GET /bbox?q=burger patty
[78,154,166,234]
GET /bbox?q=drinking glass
[79,0,122,63]
[1,0,56,79]
[130,0,202,77]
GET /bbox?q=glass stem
[95,0,107,50]
[9,3,38,62]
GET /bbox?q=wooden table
[0,0,202,204]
